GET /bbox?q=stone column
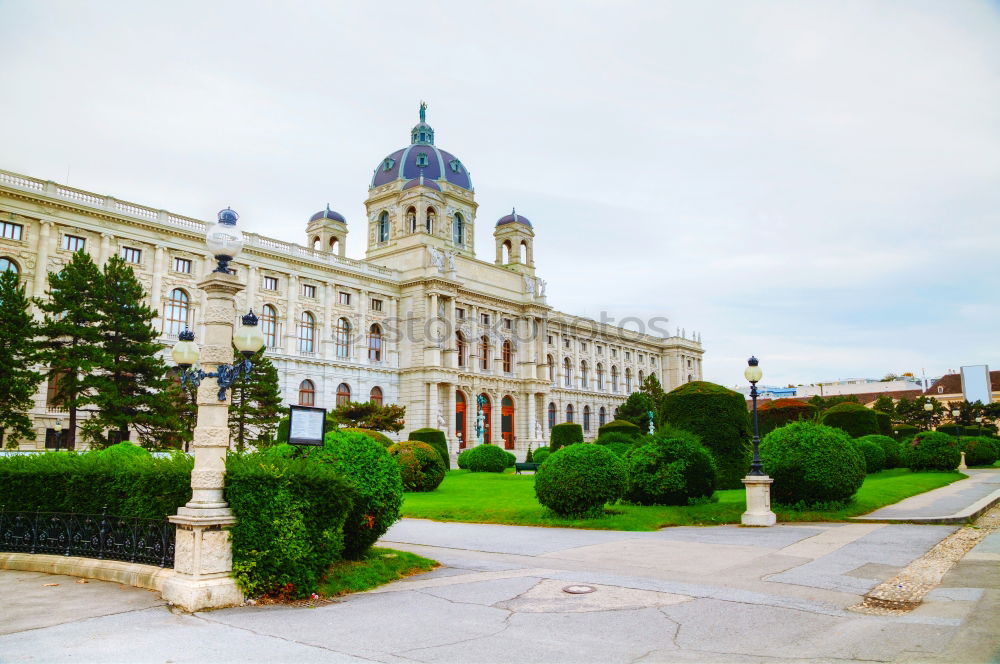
[286,274,298,355]
[162,271,244,611]
[32,220,52,299]
[741,476,776,527]
[150,245,166,311]
[445,384,456,453]
[99,233,113,267]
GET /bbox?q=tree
[229,346,283,452]
[80,255,184,449]
[35,250,104,449]
[639,373,666,413]
[894,395,944,429]
[871,395,895,418]
[617,391,655,433]
[0,270,44,448]
[331,401,406,432]
[163,373,197,451]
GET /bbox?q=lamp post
[53,419,63,451]
[161,207,261,612]
[924,401,934,431]
[976,416,983,437]
[741,356,775,526]
[952,408,962,445]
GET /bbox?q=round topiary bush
[659,381,751,489]
[855,437,886,473]
[595,431,638,447]
[387,441,445,491]
[820,403,879,438]
[457,448,472,469]
[550,423,584,452]
[97,442,151,460]
[757,398,817,436]
[504,450,516,468]
[463,444,509,473]
[408,428,450,470]
[597,419,642,438]
[857,434,902,469]
[534,444,627,517]
[905,431,961,471]
[963,437,999,466]
[342,428,394,448]
[532,448,551,464]
[759,421,866,506]
[625,430,716,506]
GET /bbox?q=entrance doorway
[501,396,515,449]
[479,393,492,443]
[455,391,467,448]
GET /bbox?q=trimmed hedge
[857,434,902,469]
[388,441,445,491]
[534,444,627,517]
[98,442,152,461]
[855,437,886,473]
[757,399,817,436]
[625,430,716,506]
[659,381,752,489]
[463,444,508,473]
[595,432,639,448]
[532,448,551,464]
[597,419,642,438]
[893,424,921,441]
[963,437,999,466]
[820,403,879,438]
[504,450,516,468]
[873,411,893,437]
[457,448,472,469]
[759,421,866,506]
[409,428,450,470]
[550,423,584,452]
[905,431,961,471]
[937,423,998,437]
[342,428,394,448]
[227,454,352,598]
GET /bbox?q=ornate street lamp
[171,311,265,401]
[206,207,244,274]
[744,356,764,476]
[976,416,984,437]
[924,401,934,430]
[952,408,963,445]
[53,418,63,451]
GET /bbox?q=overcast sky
[2,0,998,389]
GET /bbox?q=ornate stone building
[0,106,704,455]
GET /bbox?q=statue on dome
[419,101,427,123]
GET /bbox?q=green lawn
[317,547,438,597]
[399,468,966,531]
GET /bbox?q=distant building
[926,371,1000,405]
[795,377,923,399]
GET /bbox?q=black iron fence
[0,508,175,568]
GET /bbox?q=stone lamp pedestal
[741,475,777,527]
[958,451,968,471]
[161,272,244,611]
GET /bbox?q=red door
[501,396,515,449]
[456,392,467,448]
[480,394,492,443]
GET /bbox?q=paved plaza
[2,473,999,663]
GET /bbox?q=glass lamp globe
[744,356,762,383]
[206,208,244,260]
[233,311,265,358]
[924,402,934,412]
[952,409,961,418]
[976,416,983,423]
[172,330,200,368]
[54,419,63,433]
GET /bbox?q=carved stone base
[741,475,777,527]
[163,514,242,611]
[161,572,243,612]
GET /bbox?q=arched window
[336,382,351,406]
[583,405,591,431]
[479,335,489,371]
[0,257,19,274]
[501,240,511,264]
[611,366,619,392]
[639,370,645,385]
[335,318,351,358]
[453,212,464,245]
[298,380,315,406]
[378,211,390,243]
[370,386,383,405]
[164,288,190,336]
[563,357,572,387]
[626,368,632,393]
[599,406,607,428]
[261,304,278,348]
[580,361,588,390]
[566,404,574,423]
[406,207,417,233]
[299,311,316,353]
[367,323,382,361]
[502,339,512,373]
[456,331,466,367]
[330,237,339,254]
[426,207,435,233]
[312,236,321,251]
[548,402,556,429]
[547,354,555,382]
[519,240,528,263]
[596,363,604,390]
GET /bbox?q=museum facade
[0,107,704,456]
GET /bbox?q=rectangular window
[120,246,142,264]
[564,339,570,349]
[612,348,617,358]
[625,351,631,360]
[547,335,553,345]
[370,298,383,312]
[0,221,23,241]
[597,346,603,355]
[262,276,278,291]
[580,342,587,351]
[339,291,351,305]
[63,234,86,251]
[504,318,512,330]
[456,307,465,319]
[302,284,316,298]
[173,257,192,273]
[480,313,490,325]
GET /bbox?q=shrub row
[408,428,450,469]
[550,423,583,452]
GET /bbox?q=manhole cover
[562,584,596,594]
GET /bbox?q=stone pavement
[853,469,1000,523]
[2,471,999,663]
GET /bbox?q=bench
[514,462,539,474]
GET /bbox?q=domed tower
[364,103,478,264]
[306,205,347,257]
[494,208,535,274]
